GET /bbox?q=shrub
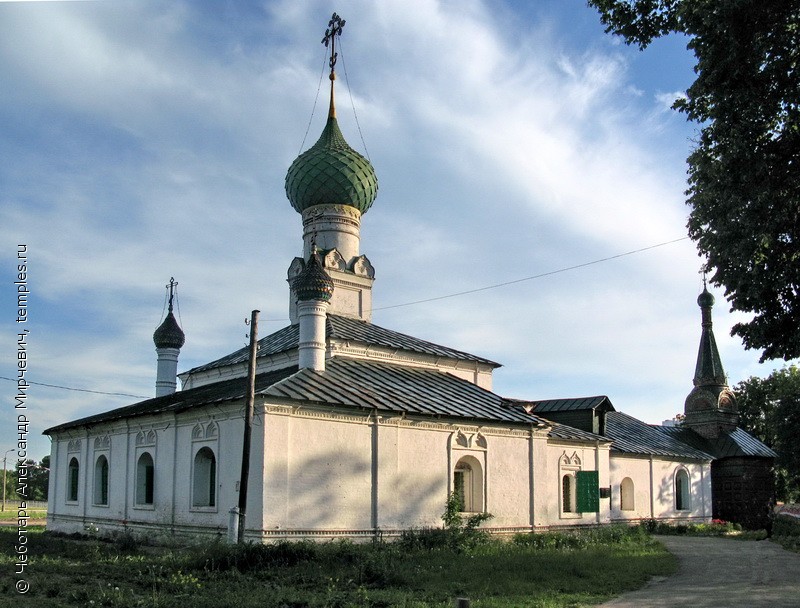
[398,493,493,552]
[512,525,647,550]
[189,539,319,572]
[637,519,753,537]
[773,515,800,538]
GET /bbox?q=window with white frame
[67,457,80,503]
[559,451,581,518]
[620,477,634,511]
[93,455,109,506]
[453,455,484,513]
[192,447,217,508]
[562,473,575,513]
[675,468,691,511]
[135,452,155,506]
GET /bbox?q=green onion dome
[153,311,185,349]
[291,253,335,303]
[285,116,378,215]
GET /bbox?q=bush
[512,525,648,550]
[773,514,800,552]
[773,515,800,538]
[399,493,493,552]
[189,539,319,572]
[638,519,752,537]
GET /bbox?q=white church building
[44,17,774,542]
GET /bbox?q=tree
[734,366,800,502]
[14,456,49,502]
[589,0,800,362]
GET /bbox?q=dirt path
[599,536,800,608]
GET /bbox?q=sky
[1,0,791,463]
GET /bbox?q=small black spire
[693,283,726,387]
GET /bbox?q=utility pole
[237,310,259,543]
[2,449,14,512]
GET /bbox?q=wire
[0,376,148,399]
[298,46,330,154]
[372,236,690,312]
[259,235,690,320]
[3,237,690,394]
[338,37,371,161]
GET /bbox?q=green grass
[0,507,46,520]
[0,525,676,608]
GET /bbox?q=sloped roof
[547,422,612,443]
[526,395,614,414]
[185,314,499,375]
[45,355,613,444]
[605,411,713,460]
[656,425,776,459]
[43,366,299,434]
[264,358,537,423]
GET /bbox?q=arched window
[620,477,634,511]
[94,455,109,506]
[192,447,216,507]
[675,468,690,511]
[67,457,80,502]
[562,474,574,513]
[453,455,484,513]
[136,452,154,505]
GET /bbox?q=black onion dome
[291,254,334,302]
[153,311,185,349]
[697,286,715,308]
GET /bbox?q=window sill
[560,512,583,520]
[133,504,155,511]
[189,506,218,513]
[91,503,110,508]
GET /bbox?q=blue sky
[1,0,786,462]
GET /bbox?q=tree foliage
[3,456,49,503]
[589,0,800,362]
[734,366,800,502]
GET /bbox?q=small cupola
[291,251,335,303]
[291,250,333,371]
[153,278,185,396]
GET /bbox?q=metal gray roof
[526,395,614,414]
[46,354,616,443]
[43,366,299,434]
[605,411,713,460]
[656,425,777,459]
[266,358,543,424]
[546,422,611,443]
[45,358,550,434]
[185,315,499,375]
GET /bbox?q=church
[44,16,775,542]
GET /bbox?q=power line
[0,377,148,399]
[373,236,691,311]
[2,236,690,395]
[259,235,690,321]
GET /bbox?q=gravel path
[599,536,800,608]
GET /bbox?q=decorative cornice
[302,203,363,223]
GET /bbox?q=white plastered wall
[609,453,712,522]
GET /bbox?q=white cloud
[0,0,779,461]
